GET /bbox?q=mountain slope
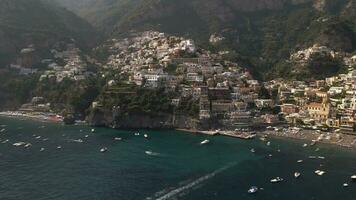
[0,0,99,66]
[53,0,356,79]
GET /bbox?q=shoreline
[1,113,355,149]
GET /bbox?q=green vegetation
[0,0,99,67]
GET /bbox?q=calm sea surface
[0,116,355,200]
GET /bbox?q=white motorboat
[200,139,210,145]
[134,132,140,136]
[72,139,83,143]
[13,142,26,147]
[91,129,95,133]
[303,143,308,147]
[266,141,271,146]
[24,143,32,148]
[297,160,303,163]
[100,147,108,153]
[294,172,301,178]
[57,146,62,149]
[315,170,326,176]
[343,183,349,187]
[351,175,356,181]
[270,177,283,183]
[248,186,258,194]
[114,137,122,141]
[40,148,45,152]
[144,134,149,139]
[250,148,256,153]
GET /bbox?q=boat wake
[149,162,237,200]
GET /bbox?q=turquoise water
[0,117,355,200]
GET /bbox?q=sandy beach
[261,129,356,149]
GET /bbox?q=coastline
[0,111,63,123]
[1,113,355,149]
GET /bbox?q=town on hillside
[1,31,355,146]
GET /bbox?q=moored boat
[294,172,301,178]
[270,177,283,183]
[100,147,108,153]
[248,186,258,194]
[351,175,356,181]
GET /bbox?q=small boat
[0,128,5,133]
[114,137,122,141]
[85,135,89,138]
[250,148,256,153]
[303,143,308,147]
[24,143,32,148]
[343,183,349,187]
[270,177,284,183]
[266,141,271,146]
[134,133,140,136]
[200,139,210,145]
[144,134,149,139]
[40,148,45,152]
[351,175,356,181]
[315,170,326,176]
[248,186,258,194]
[72,139,83,143]
[91,129,95,133]
[35,136,41,139]
[13,142,26,147]
[294,172,301,178]
[57,146,62,149]
[2,139,9,144]
[100,147,108,153]
[318,156,325,160]
[297,160,303,163]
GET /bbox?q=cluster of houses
[99,31,266,129]
[99,32,356,133]
[263,66,356,134]
[38,43,92,82]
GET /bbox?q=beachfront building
[304,101,331,124]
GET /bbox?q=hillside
[52,0,356,79]
[0,0,99,66]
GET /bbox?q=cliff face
[86,108,199,129]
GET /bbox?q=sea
[0,116,355,200]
